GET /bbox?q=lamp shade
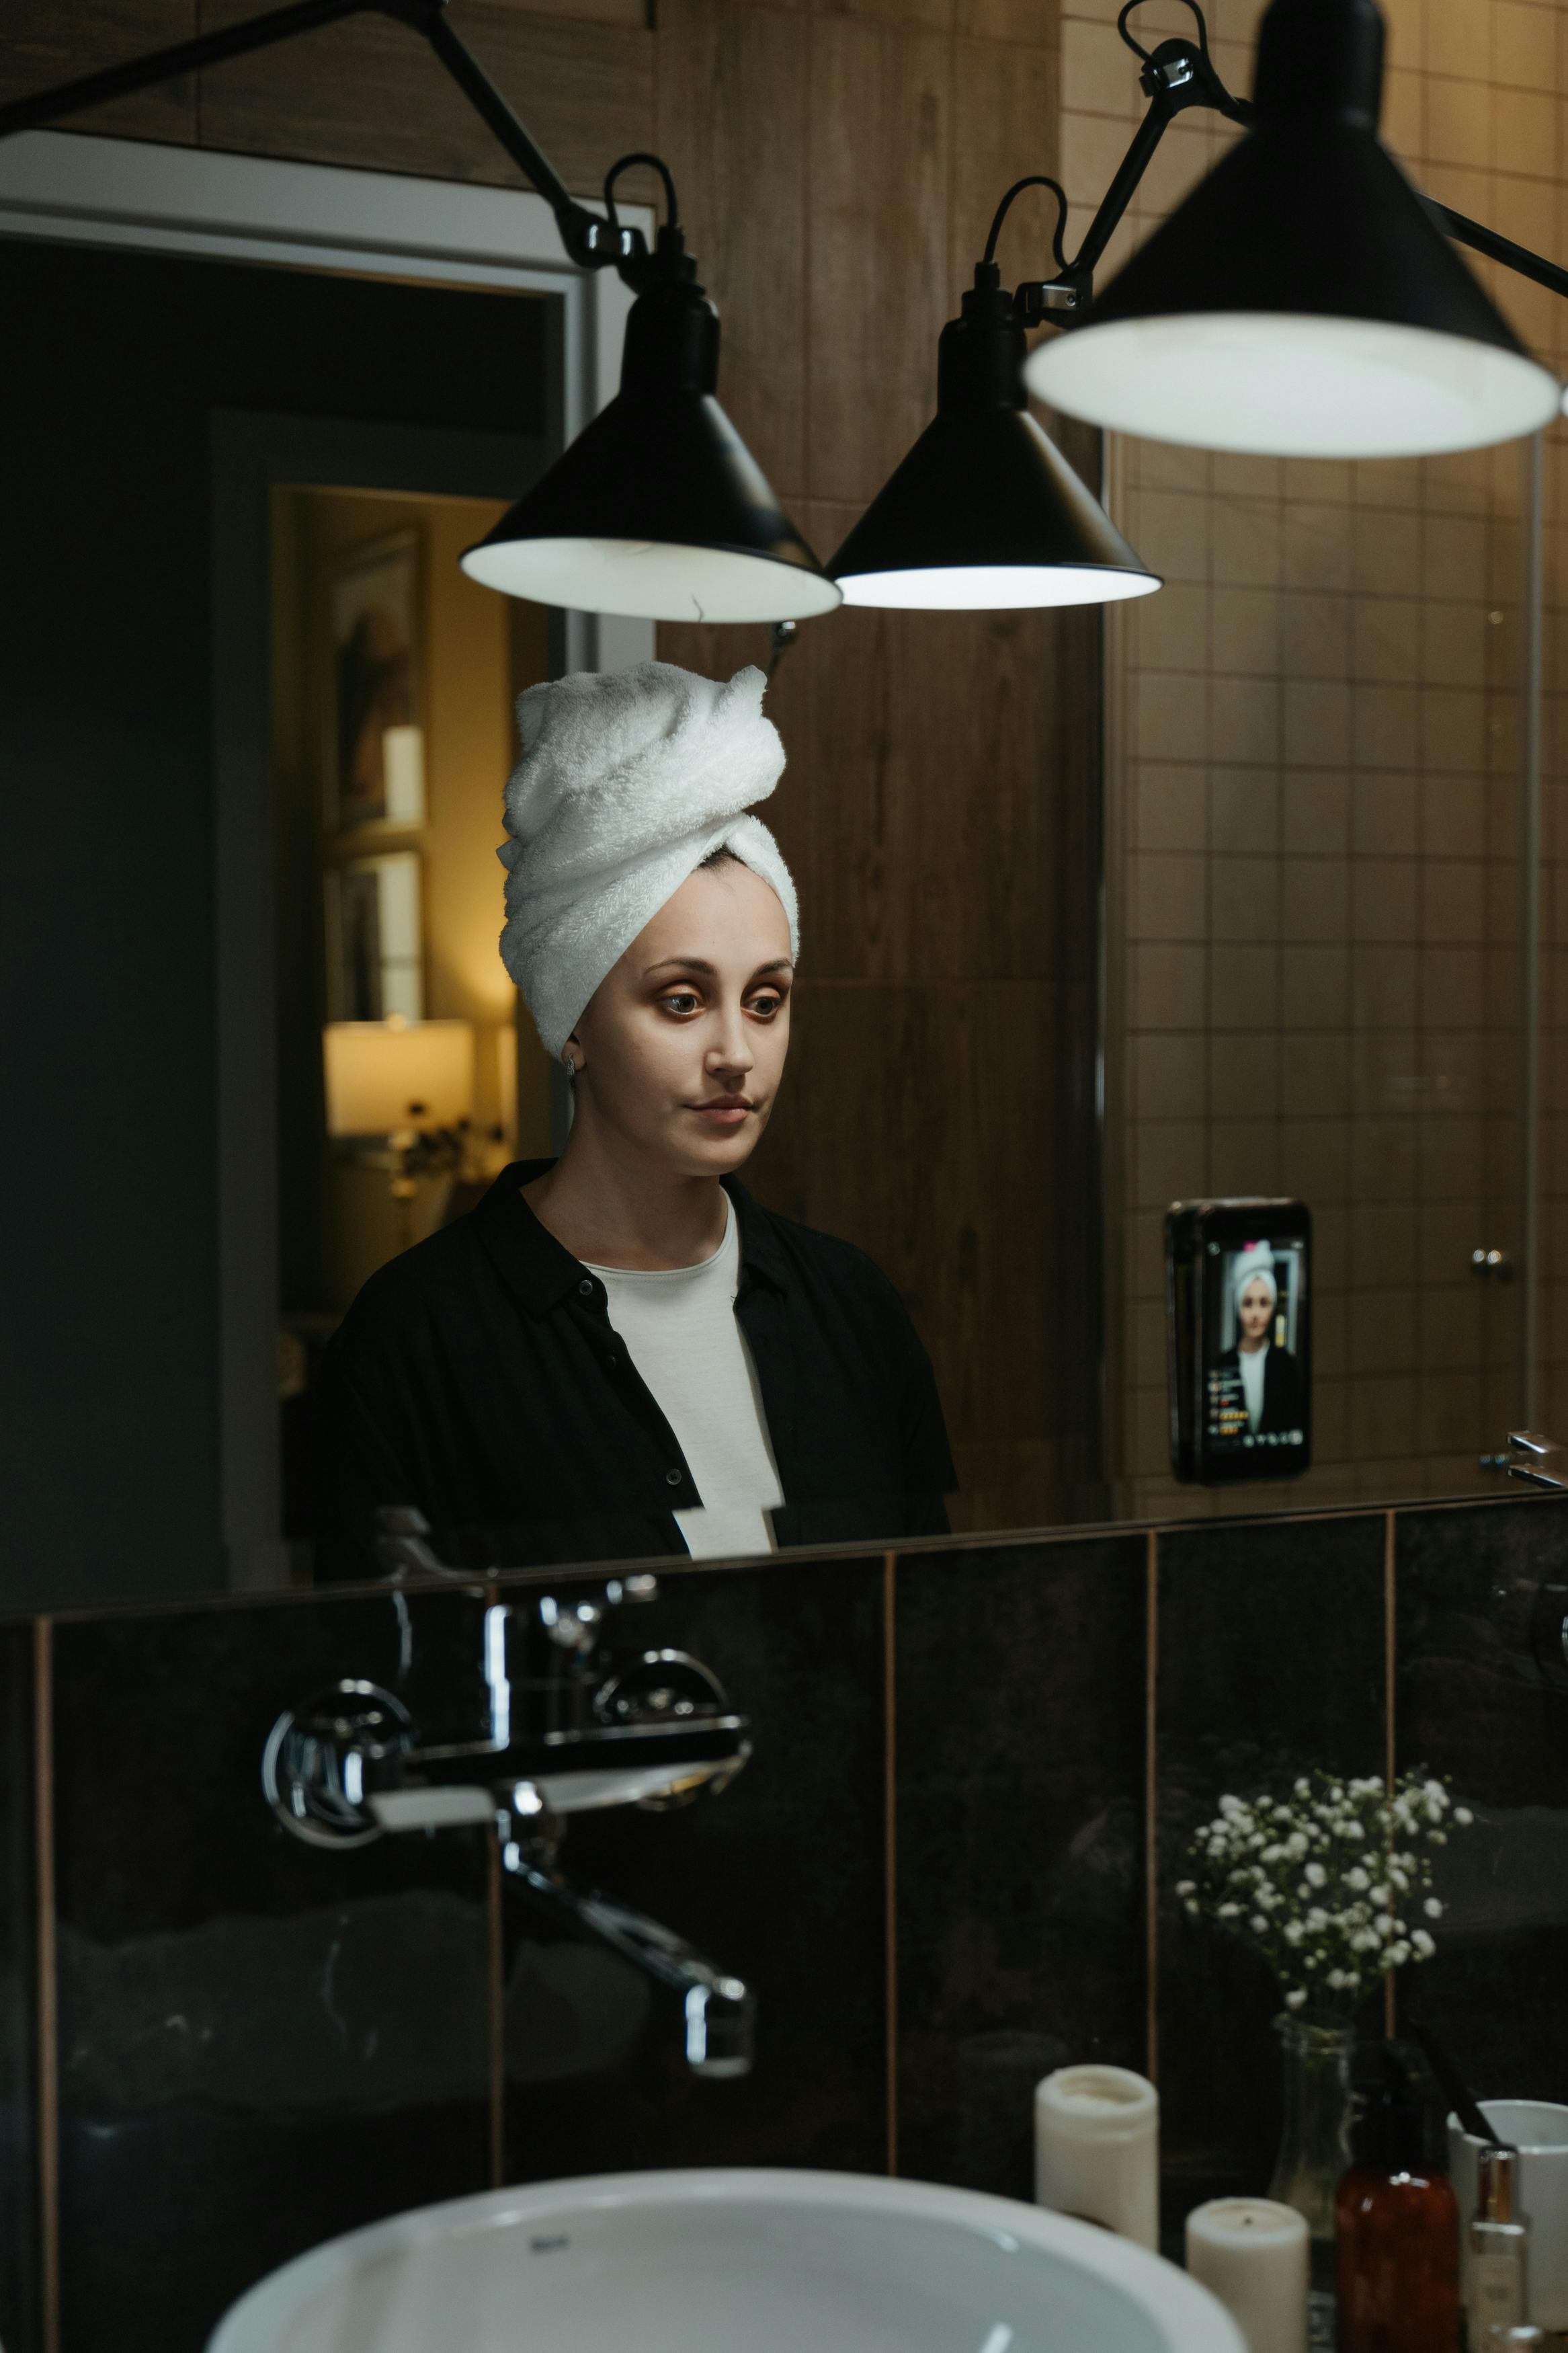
[830,286,1159,610]
[323,1017,475,1137]
[462,284,841,624]
[1025,0,1561,458]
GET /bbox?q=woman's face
[571,859,793,1179]
[1238,1277,1275,1345]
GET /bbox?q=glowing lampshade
[1025,0,1560,458]
[323,1017,475,1137]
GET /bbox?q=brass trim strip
[883,1550,898,2178]
[487,1830,505,2189]
[34,1617,58,2353]
[1145,1529,1159,2084]
[1383,1510,1397,2042]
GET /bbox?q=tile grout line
[34,1617,58,2353]
[1383,1508,1397,2042]
[1145,1527,1159,2085]
[883,1549,898,2178]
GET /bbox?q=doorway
[0,231,557,1606]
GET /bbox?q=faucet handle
[262,1679,413,1846]
[535,1574,659,1653]
[685,1980,755,2079]
[1485,1431,1568,1490]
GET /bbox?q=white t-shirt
[1239,1341,1268,1433]
[585,1198,783,1560]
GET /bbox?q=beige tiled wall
[1059,0,1568,1515]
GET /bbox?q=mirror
[0,82,1551,1610]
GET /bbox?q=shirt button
[577,1277,594,1297]
[665,1468,682,1486]
[606,1353,620,1368]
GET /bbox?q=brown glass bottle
[1335,2046,1461,2353]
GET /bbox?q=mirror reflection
[2,0,1561,1612]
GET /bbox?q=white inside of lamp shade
[1024,313,1561,458]
[459,536,842,623]
[835,564,1161,611]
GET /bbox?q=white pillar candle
[1185,2198,1309,2353]
[1034,2065,1159,2249]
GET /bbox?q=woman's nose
[706,1007,754,1074]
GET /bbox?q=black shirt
[1216,1341,1307,1438]
[314,1160,956,1577]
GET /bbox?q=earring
[561,1047,577,1080]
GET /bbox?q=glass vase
[1268,2011,1354,2350]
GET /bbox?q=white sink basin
[208,2167,1245,2353]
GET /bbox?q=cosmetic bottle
[1469,2145,1530,2343]
[1334,2045,1460,2353]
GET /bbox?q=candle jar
[1268,2012,1355,2346]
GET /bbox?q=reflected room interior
[4,0,1568,2348]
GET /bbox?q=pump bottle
[1334,2045,1460,2353]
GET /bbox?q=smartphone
[1165,1198,1311,1485]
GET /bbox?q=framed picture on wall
[327,526,425,832]
[325,850,424,1021]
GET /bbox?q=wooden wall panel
[807,15,952,504]
[743,975,1073,1527]
[0,0,198,142]
[192,0,654,197]
[950,32,1061,287]
[653,0,810,502]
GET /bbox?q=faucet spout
[498,1830,754,2079]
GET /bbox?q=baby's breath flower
[1179,1766,1473,2016]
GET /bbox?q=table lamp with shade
[323,1016,477,1230]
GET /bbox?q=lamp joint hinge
[1017,270,1091,325]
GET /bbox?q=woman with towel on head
[315,659,955,1577]
[1212,1240,1305,1442]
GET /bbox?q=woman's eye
[660,991,700,1016]
[748,993,784,1020]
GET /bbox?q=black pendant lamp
[1025,0,1561,458]
[463,268,841,625]
[830,257,1160,610]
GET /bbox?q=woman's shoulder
[730,1185,919,1328]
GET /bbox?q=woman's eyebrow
[641,955,795,979]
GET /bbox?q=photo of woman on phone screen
[1211,1240,1306,1443]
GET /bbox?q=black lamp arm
[0,0,666,288]
[1432,202,1568,306]
[1015,32,1250,325]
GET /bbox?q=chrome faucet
[498,1807,753,2076]
[262,1567,754,2076]
[1483,1430,1568,1490]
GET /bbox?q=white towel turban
[497,660,798,1058]
[1232,1242,1278,1309]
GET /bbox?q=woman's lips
[688,1101,751,1124]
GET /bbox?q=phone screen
[1167,1201,1311,1485]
